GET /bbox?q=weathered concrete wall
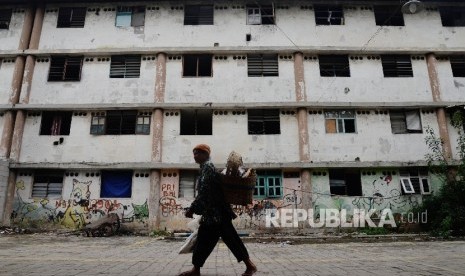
[11,170,150,230]
[0,160,10,224]
[447,113,463,161]
[0,10,25,51]
[0,60,15,105]
[436,59,465,102]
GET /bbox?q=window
[100,170,132,198]
[179,170,199,198]
[390,110,422,134]
[255,170,282,198]
[381,55,413,77]
[373,6,404,26]
[90,110,149,135]
[314,5,344,25]
[110,55,141,78]
[184,5,213,25]
[57,7,86,28]
[40,112,72,136]
[136,113,151,134]
[329,169,362,196]
[183,55,212,77]
[180,110,212,135]
[247,5,275,25]
[32,170,64,198]
[48,56,83,81]
[439,6,465,27]
[248,109,280,135]
[0,9,12,29]
[90,113,105,135]
[324,111,356,134]
[116,6,145,27]
[399,168,430,195]
[247,54,278,77]
[318,55,350,77]
[450,56,465,77]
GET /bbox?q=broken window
[135,113,151,134]
[373,6,404,26]
[319,55,350,77]
[246,4,275,25]
[324,110,356,133]
[184,5,214,25]
[116,6,145,27]
[90,113,105,135]
[179,170,199,198]
[48,56,83,81]
[329,169,362,196]
[450,56,465,77]
[247,54,279,77]
[40,111,72,136]
[183,54,212,77]
[390,110,422,134]
[57,7,86,28]
[180,110,212,135]
[248,109,280,135]
[110,55,141,78]
[439,6,465,27]
[0,9,12,29]
[100,170,133,198]
[314,5,344,25]
[381,55,413,77]
[255,170,282,199]
[32,170,64,198]
[399,168,430,195]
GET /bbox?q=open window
[57,7,86,28]
[116,6,145,27]
[100,170,133,198]
[247,54,279,77]
[247,4,275,25]
[105,110,137,135]
[40,112,72,136]
[390,110,422,134]
[32,170,64,198]
[183,55,212,77]
[324,110,356,133]
[450,56,465,77]
[314,5,344,25]
[381,55,413,77]
[400,178,415,194]
[0,9,12,29]
[48,56,83,81]
[110,55,141,78]
[439,6,465,27]
[248,109,280,135]
[319,55,350,77]
[373,6,404,26]
[179,170,199,198]
[180,110,212,135]
[329,169,362,196]
[400,168,430,195]
[184,5,214,25]
[255,170,282,199]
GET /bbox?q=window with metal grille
[57,7,86,28]
[381,55,413,77]
[247,54,278,77]
[0,9,12,29]
[135,113,151,134]
[439,6,465,27]
[318,55,350,77]
[183,55,212,77]
[180,110,212,135]
[90,114,105,135]
[248,109,280,135]
[115,6,145,27]
[373,6,404,26]
[179,170,199,198]
[48,56,83,81]
[184,5,213,25]
[254,170,282,199]
[329,169,362,196]
[389,110,422,134]
[246,4,275,25]
[324,111,356,134]
[32,170,64,198]
[40,112,72,136]
[314,5,344,25]
[399,168,430,195]
[100,170,133,198]
[450,56,465,77]
[110,55,141,78]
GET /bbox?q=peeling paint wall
[0,60,15,105]
[0,10,25,50]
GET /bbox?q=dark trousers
[192,219,249,267]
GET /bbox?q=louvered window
[116,6,145,27]
[179,170,199,198]
[57,7,86,28]
[247,54,278,77]
[32,171,64,198]
[180,110,212,135]
[184,5,213,25]
[48,56,83,81]
[450,56,465,77]
[40,112,72,135]
[381,55,413,77]
[314,5,344,25]
[248,109,280,135]
[246,5,275,25]
[0,9,12,29]
[110,55,141,78]
[390,110,422,134]
[319,55,350,77]
[439,6,465,27]
[183,55,212,77]
[374,6,404,26]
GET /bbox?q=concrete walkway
[0,234,464,276]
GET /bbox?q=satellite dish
[401,0,425,14]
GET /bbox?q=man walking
[179,144,257,276]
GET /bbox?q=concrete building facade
[0,0,464,232]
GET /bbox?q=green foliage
[150,229,172,237]
[358,227,390,235]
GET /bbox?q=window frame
[314,5,344,26]
[182,54,213,77]
[135,113,151,135]
[318,55,350,77]
[254,170,283,199]
[32,170,64,199]
[0,9,13,30]
[329,169,362,196]
[57,7,87,28]
[389,110,422,134]
[90,113,106,135]
[180,110,213,135]
[184,5,214,25]
[450,56,465,77]
[247,54,279,77]
[110,55,141,78]
[381,55,413,78]
[400,177,415,194]
[115,6,145,27]
[247,109,281,135]
[48,56,84,82]
[179,170,199,198]
[373,5,405,26]
[399,168,430,195]
[324,110,356,134]
[39,111,73,136]
[246,4,275,25]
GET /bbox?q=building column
[2,170,16,226]
[149,169,161,230]
[426,53,452,161]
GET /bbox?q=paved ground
[0,234,464,276]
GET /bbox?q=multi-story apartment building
[0,0,464,232]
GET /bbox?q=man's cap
[193,144,211,155]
